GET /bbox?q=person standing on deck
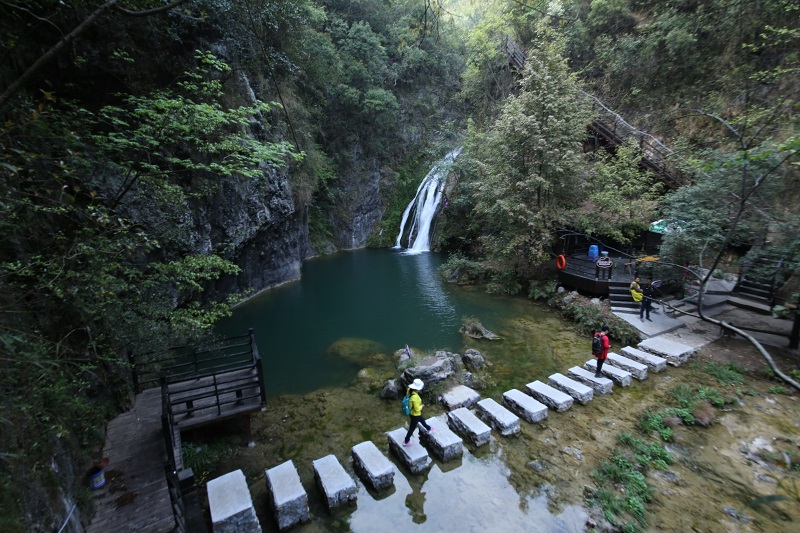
[404,379,434,446]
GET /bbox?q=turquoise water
[216,248,575,398]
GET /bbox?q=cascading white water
[395,147,462,252]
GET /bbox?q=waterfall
[395,147,462,252]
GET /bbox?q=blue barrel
[588,245,599,261]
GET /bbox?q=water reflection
[347,446,586,532]
[396,251,458,330]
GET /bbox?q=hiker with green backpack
[403,378,434,446]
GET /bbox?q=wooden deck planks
[87,388,175,533]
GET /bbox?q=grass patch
[694,361,745,386]
[640,407,694,441]
[182,439,238,485]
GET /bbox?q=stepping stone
[583,360,632,387]
[312,454,357,510]
[547,373,593,405]
[620,346,667,372]
[208,469,262,532]
[502,389,548,423]
[351,441,394,491]
[607,352,648,380]
[638,337,696,366]
[525,380,574,412]
[265,460,310,530]
[387,427,432,474]
[567,367,613,395]
[475,398,520,436]
[419,415,463,461]
[441,385,481,410]
[447,407,491,447]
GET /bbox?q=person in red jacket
[593,325,611,377]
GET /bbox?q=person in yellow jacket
[403,379,434,446]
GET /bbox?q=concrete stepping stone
[567,367,613,395]
[387,427,432,474]
[638,337,696,366]
[620,346,667,372]
[502,389,548,423]
[441,385,481,410]
[419,415,463,461]
[265,460,310,530]
[447,407,491,447]
[312,454,357,510]
[607,353,648,380]
[208,469,262,532]
[475,398,520,436]
[583,360,632,387]
[351,441,394,491]
[525,380,573,412]
[547,373,593,404]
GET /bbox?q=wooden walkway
[87,388,175,533]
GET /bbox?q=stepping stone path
[420,415,463,461]
[265,460,310,530]
[351,441,394,491]
[475,398,520,436]
[547,373,594,404]
[525,380,574,412]
[447,406,492,446]
[387,427,432,474]
[606,353,649,380]
[620,346,667,372]
[261,335,699,528]
[567,367,613,395]
[207,469,262,532]
[638,337,696,366]
[441,384,481,410]
[583,360,632,387]
[502,389,548,423]
[312,455,357,510]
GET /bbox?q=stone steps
[475,397,521,436]
[583,359,633,387]
[312,455,357,510]
[387,427,431,474]
[525,380,574,412]
[606,352,649,380]
[637,337,696,366]
[502,388,548,423]
[253,335,694,528]
[447,406,492,447]
[547,373,594,404]
[620,346,667,372]
[567,366,613,394]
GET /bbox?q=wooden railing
[131,333,253,393]
[501,35,687,188]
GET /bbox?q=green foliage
[579,141,663,244]
[0,53,299,527]
[556,298,641,347]
[181,440,237,485]
[465,31,594,273]
[640,408,695,441]
[694,362,746,386]
[527,280,558,302]
[439,252,490,284]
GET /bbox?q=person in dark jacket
[641,278,654,321]
[404,379,434,446]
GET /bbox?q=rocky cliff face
[330,153,385,250]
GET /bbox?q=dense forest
[1,0,798,530]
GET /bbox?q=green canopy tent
[649,219,684,234]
